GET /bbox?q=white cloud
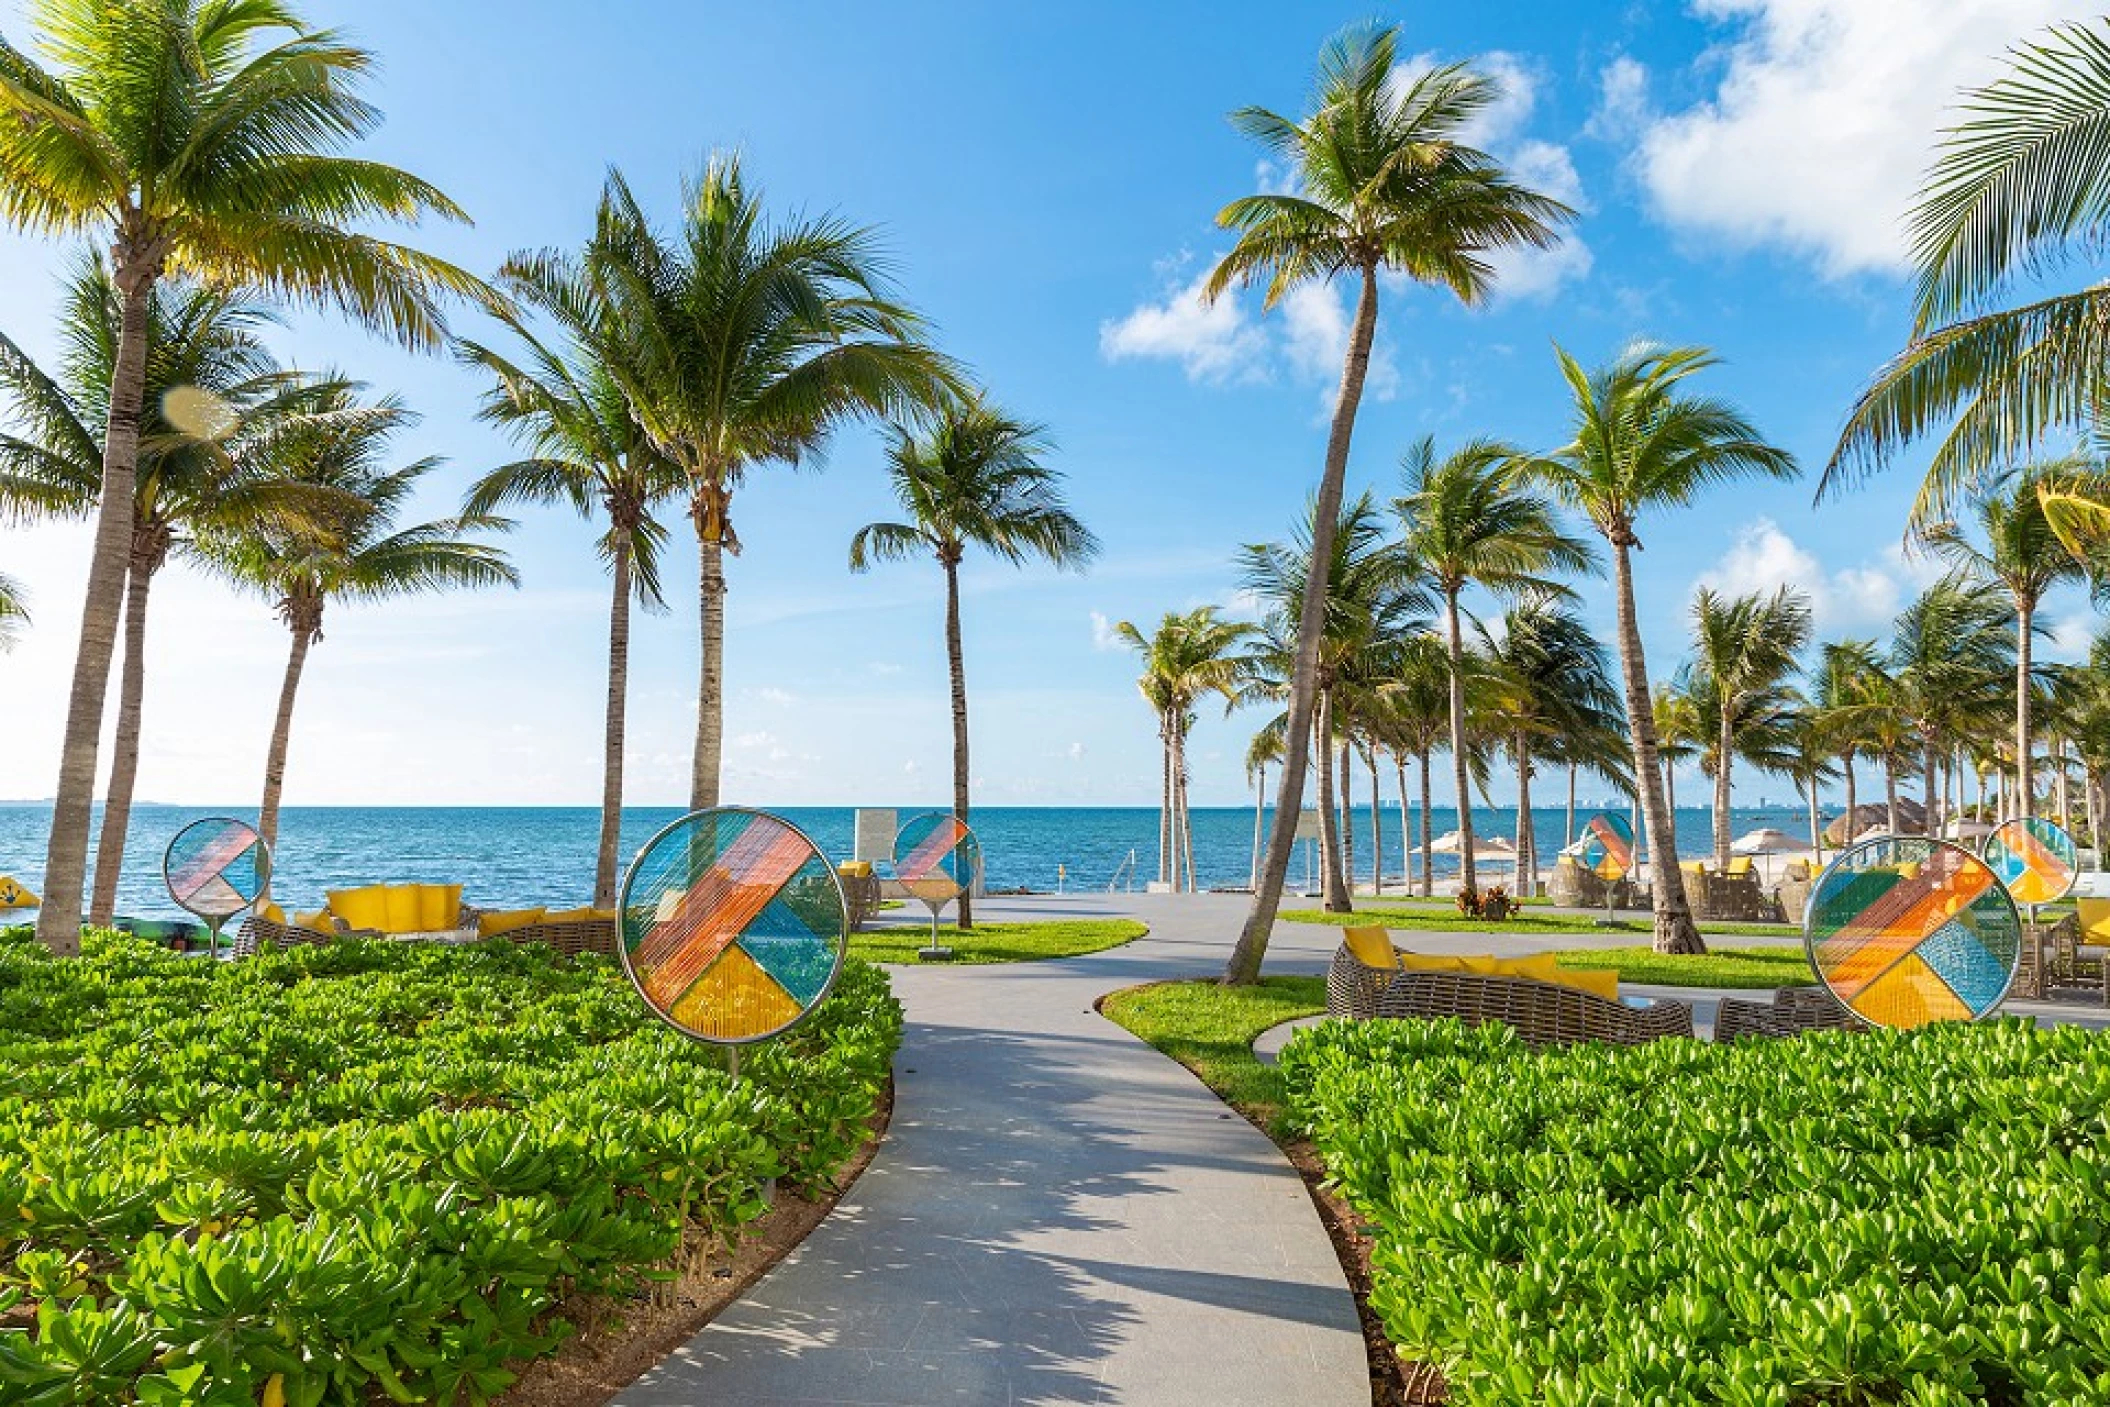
[1693,517,1905,632]
[1628,0,2095,276]
[1586,55,1650,140]
[1098,265,1268,384]
[1089,610,1123,651]
[2043,613,2095,663]
[1066,741,1087,761]
[752,686,797,706]
[1279,280,1400,406]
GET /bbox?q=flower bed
[0,929,900,1405]
[1281,1017,2110,1403]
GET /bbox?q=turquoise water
[0,801,1817,922]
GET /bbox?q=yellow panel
[667,943,803,1040]
[1340,925,1397,969]
[1848,952,1972,1027]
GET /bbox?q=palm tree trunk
[1922,737,1940,837]
[1885,759,1901,835]
[1443,584,1476,899]
[37,260,157,957]
[1178,726,1197,894]
[1368,747,1383,895]
[1226,260,1380,982]
[1314,689,1349,911]
[90,558,155,925]
[1337,740,1355,899]
[2057,739,2071,827]
[1514,737,1534,898]
[941,558,974,927]
[258,620,316,861]
[1609,539,1702,954]
[1566,764,1578,847]
[1395,753,1410,892]
[1714,708,1735,871]
[2017,597,2033,815]
[1159,713,1173,886]
[593,539,636,908]
[1418,748,1435,898]
[1841,752,1857,842]
[1807,770,1822,856]
[1250,765,1265,891]
[692,525,727,811]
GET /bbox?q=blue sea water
[0,800,1818,922]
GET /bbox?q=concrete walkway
[616,894,1365,1407]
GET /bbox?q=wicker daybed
[234,907,619,959]
[1712,984,1865,1041]
[1325,942,1694,1047]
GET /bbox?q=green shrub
[1281,1017,2110,1404]
[0,928,900,1405]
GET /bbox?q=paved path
[617,894,1365,1407]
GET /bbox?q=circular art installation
[893,812,981,960]
[618,808,847,1046]
[1578,811,1635,882]
[1981,817,2078,908]
[163,817,270,957]
[1804,836,2022,1028]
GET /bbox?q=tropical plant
[1394,437,1595,897]
[1116,608,1254,895]
[0,573,25,652]
[1245,726,1286,892]
[1512,344,1798,953]
[1477,596,1623,893]
[1776,697,1841,858]
[459,265,688,908]
[1920,461,2100,815]
[1682,585,1813,867]
[0,0,484,954]
[1826,21,2110,524]
[1239,492,1429,912]
[1208,23,1574,982]
[574,159,956,812]
[1813,638,1885,837]
[0,260,325,923]
[1369,632,1457,897]
[853,399,1098,925]
[1652,681,1704,826]
[1888,577,2016,836]
[198,387,517,854]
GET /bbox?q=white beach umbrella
[1943,817,1995,841]
[1429,830,1518,863]
[1730,827,1814,856]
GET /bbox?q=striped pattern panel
[1807,839,2020,1027]
[637,819,814,1010]
[167,823,262,917]
[1985,818,2076,905]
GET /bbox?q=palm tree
[1512,343,1798,953]
[852,400,1099,926]
[0,260,323,923]
[1245,727,1286,891]
[1827,21,2110,523]
[1239,492,1429,912]
[199,388,517,855]
[1814,638,1885,838]
[1478,595,1622,894]
[458,269,687,908]
[575,160,956,811]
[0,0,483,955]
[1394,437,1596,899]
[1920,462,2098,816]
[1684,586,1814,867]
[1115,609,1252,893]
[1372,632,1454,897]
[1209,24,1574,982]
[0,574,26,652]
[1780,698,1842,858]
[1653,681,1704,829]
[1889,578,2016,836]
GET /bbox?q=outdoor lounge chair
[1325,940,1694,1046]
[1713,985,1865,1041]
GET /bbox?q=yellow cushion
[545,906,617,925]
[1551,966,1622,1001]
[1341,925,1397,970]
[477,906,548,938]
[1724,857,1754,877]
[1458,955,1501,976]
[292,908,335,935]
[420,884,464,930]
[838,862,873,878]
[1896,861,1923,881]
[2077,898,2110,945]
[382,885,423,934]
[1493,952,1562,982]
[326,886,389,932]
[259,901,286,926]
[1680,860,1708,875]
[1396,950,1469,974]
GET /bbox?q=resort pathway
[616,893,1364,1407]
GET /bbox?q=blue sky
[2,0,2100,812]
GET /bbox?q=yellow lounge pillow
[2077,897,2110,945]
[1551,966,1621,1001]
[1494,952,1562,983]
[1680,860,1708,875]
[326,886,390,932]
[292,908,335,935]
[839,861,873,878]
[258,901,286,926]
[1396,950,1469,974]
[381,885,423,934]
[1458,955,1500,976]
[1341,925,1397,970]
[1725,857,1754,877]
[545,906,617,925]
[477,906,548,938]
[420,884,464,930]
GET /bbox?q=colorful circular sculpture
[1981,817,2078,907]
[1804,836,2022,1027]
[892,811,981,908]
[163,818,268,922]
[1578,812,1635,882]
[617,808,847,1046]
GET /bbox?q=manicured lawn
[850,917,1146,965]
[1099,976,1327,1134]
[1547,945,1816,989]
[1283,904,1801,939]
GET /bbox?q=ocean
[0,801,1820,922]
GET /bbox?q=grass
[849,917,1146,965]
[1547,945,1815,989]
[1282,904,1801,939]
[1099,976,1327,1134]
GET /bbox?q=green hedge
[1281,1017,2110,1404]
[0,929,900,1406]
